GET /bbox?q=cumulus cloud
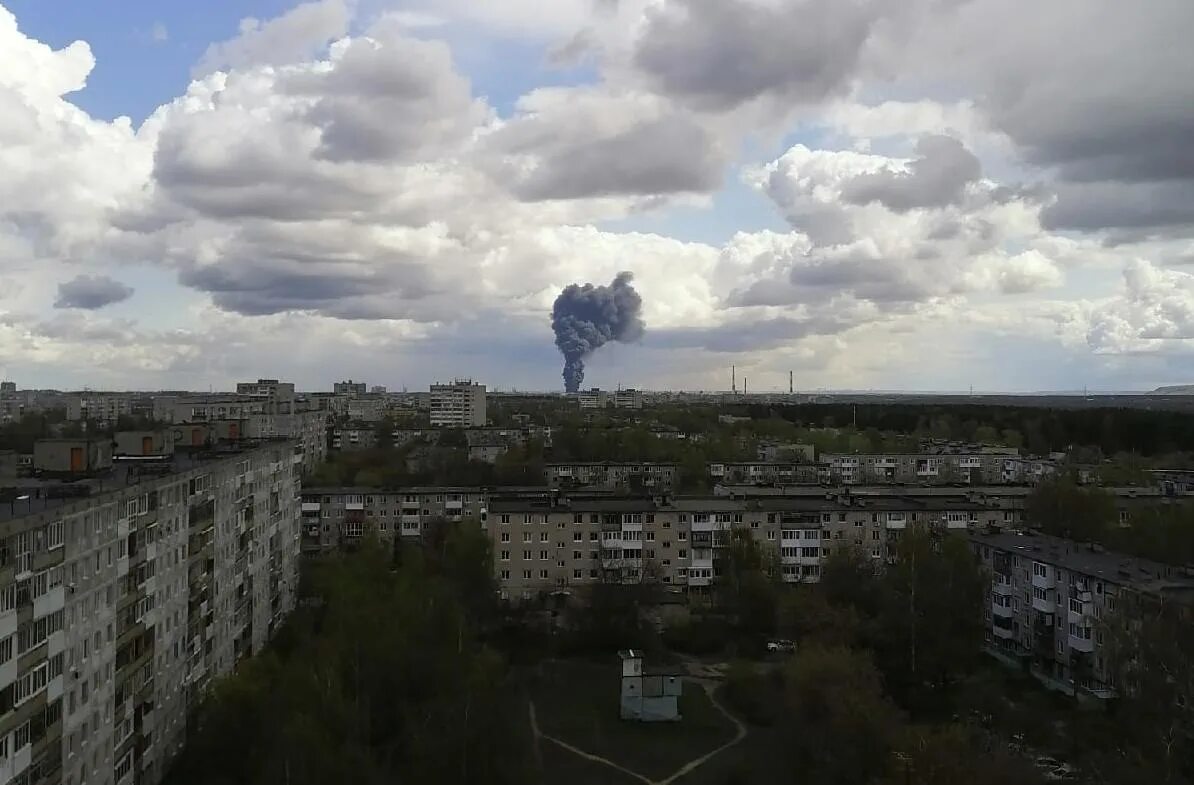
[482,88,727,201]
[3,0,1194,391]
[631,0,877,113]
[1087,261,1194,354]
[840,135,982,212]
[53,274,134,309]
[194,0,351,76]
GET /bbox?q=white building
[430,381,486,427]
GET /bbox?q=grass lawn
[530,659,737,781]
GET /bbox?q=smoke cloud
[551,272,645,392]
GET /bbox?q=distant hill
[1152,385,1194,394]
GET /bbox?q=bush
[723,661,784,726]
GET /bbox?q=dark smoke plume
[551,272,645,392]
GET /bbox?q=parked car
[766,639,796,653]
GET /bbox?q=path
[528,676,748,785]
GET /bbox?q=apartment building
[708,462,820,485]
[332,381,367,397]
[545,463,679,491]
[330,425,377,453]
[970,531,1194,699]
[64,396,133,426]
[154,391,327,474]
[0,436,302,785]
[429,381,486,428]
[484,492,1002,600]
[300,486,1004,601]
[345,397,386,423]
[299,487,487,553]
[576,389,644,410]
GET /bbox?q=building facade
[429,382,486,428]
[545,463,679,491]
[0,438,302,785]
[970,530,1194,699]
[332,381,367,397]
[299,486,1005,602]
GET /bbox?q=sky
[1,0,1193,394]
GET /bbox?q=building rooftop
[1,438,294,524]
[970,530,1194,600]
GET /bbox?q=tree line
[163,529,535,785]
[760,402,1194,458]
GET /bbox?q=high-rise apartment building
[429,381,486,427]
[332,381,367,397]
[0,436,302,785]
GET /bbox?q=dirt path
[528,677,748,785]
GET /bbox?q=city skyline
[2,0,1194,393]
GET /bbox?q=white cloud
[193,0,352,77]
[2,0,1194,391]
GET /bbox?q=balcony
[691,518,716,532]
[885,519,907,530]
[1031,565,1055,589]
[1069,629,1094,653]
[992,598,1015,618]
[993,624,1016,640]
[1032,594,1055,613]
[993,576,1015,596]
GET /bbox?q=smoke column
[551,272,645,393]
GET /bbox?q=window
[500,551,510,561]
[523,533,532,543]
[1033,562,1048,578]
[573,551,582,560]
[678,549,687,558]
[499,514,510,524]
[539,570,549,579]
[1069,598,1083,614]
[540,550,549,560]
[766,531,775,540]
[500,533,510,543]
[540,532,549,542]
[500,570,510,580]
[573,532,582,542]
[678,531,688,541]
[646,514,655,523]
[573,514,583,524]
[522,570,532,579]
[522,550,532,560]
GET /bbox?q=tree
[820,546,880,617]
[879,724,1045,785]
[165,538,533,785]
[1102,593,1194,784]
[776,586,861,647]
[783,645,901,785]
[718,527,779,638]
[1025,474,1116,542]
[873,526,987,709]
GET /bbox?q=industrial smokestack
[732,365,736,395]
[789,371,793,394]
[551,272,645,393]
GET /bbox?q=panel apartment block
[969,531,1194,699]
[300,487,1005,602]
[0,439,302,785]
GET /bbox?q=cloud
[151,22,168,43]
[631,0,878,113]
[193,0,352,76]
[1087,260,1194,354]
[54,274,134,309]
[840,135,982,212]
[482,89,728,201]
